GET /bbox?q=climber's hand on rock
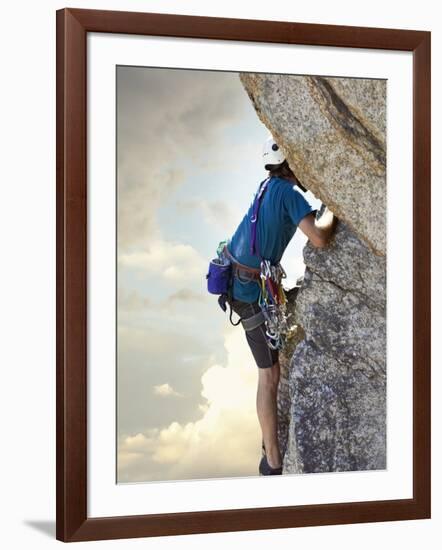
[298,207,337,248]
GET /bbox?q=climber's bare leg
[256,360,281,469]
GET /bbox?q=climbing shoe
[259,454,282,475]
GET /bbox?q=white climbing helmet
[262,134,285,169]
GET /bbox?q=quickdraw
[258,259,291,350]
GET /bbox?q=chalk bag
[206,258,232,295]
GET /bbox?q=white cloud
[118,326,262,481]
[153,383,182,398]
[119,239,207,286]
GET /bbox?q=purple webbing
[250,177,270,257]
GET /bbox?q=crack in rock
[309,76,386,168]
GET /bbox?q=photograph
[116,66,387,483]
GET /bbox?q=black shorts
[229,298,279,369]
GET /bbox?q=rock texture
[239,73,386,256]
[282,214,386,473]
[240,74,387,474]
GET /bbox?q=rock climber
[224,135,338,475]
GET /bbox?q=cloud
[118,285,207,319]
[119,238,207,286]
[118,325,262,482]
[153,383,182,398]
[116,319,224,436]
[166,288,205,303]
[176,197,241,233]
[117,67,248,250]
[118,288,151,312]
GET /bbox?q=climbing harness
[222,244,264,331]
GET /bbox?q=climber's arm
[298,207,338,248]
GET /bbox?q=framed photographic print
[56,8,431,542]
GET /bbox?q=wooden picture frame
[56,7,431,542]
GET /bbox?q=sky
[116,65,322,483]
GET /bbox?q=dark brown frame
[56,7,431,542]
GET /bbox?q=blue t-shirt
[226,176,317,303]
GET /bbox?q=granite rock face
[282,217,386,473]
[239,73,386,256]
[240,74,387,474]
